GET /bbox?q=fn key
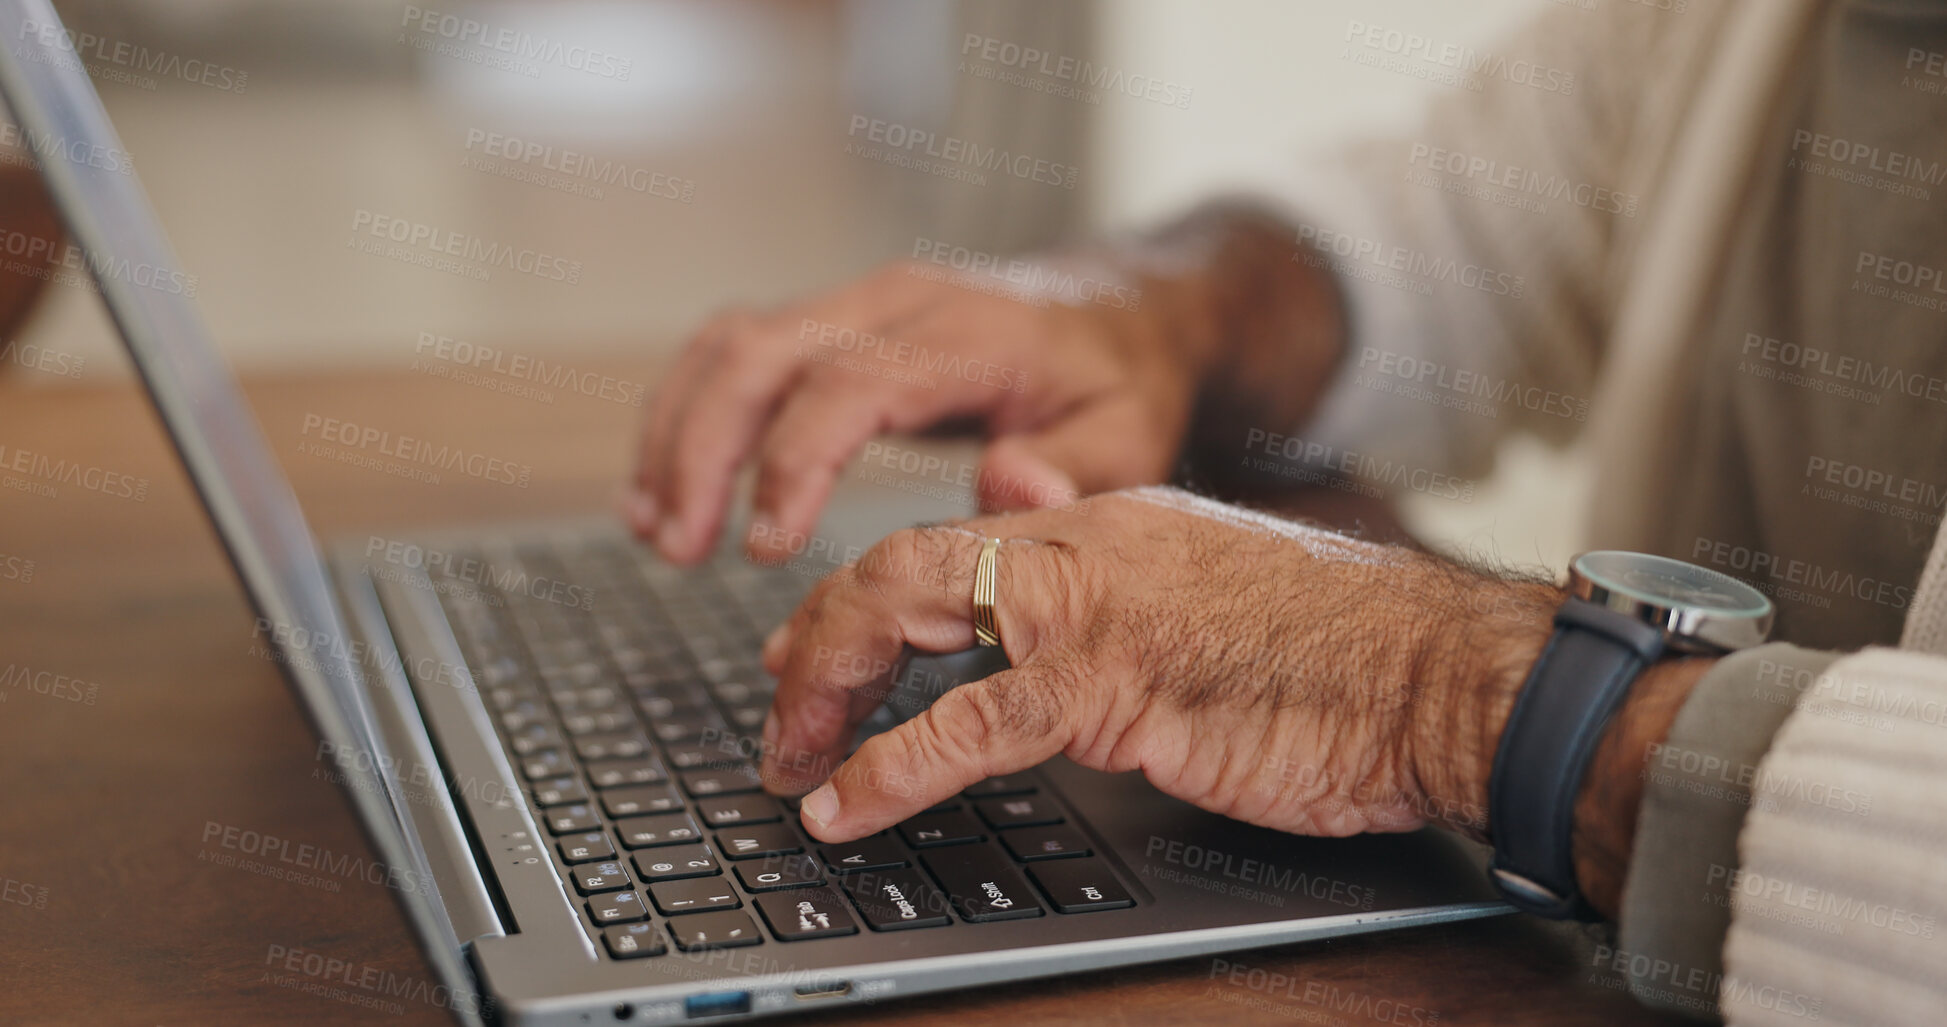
[921,847,1042,922]
[1028,858,1134,913]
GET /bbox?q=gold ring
[973,537,1002,647]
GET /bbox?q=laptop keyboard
[427,536,1134,960]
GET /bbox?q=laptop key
[521,750,572,780]
[922,847,1044,922]
[680,764,763,797]
[531,776,588,807]
[897,810,985,849]
[696,794,782,827]
[614,812,703,849]
[602,784,682,818]
[841,868,952,931]
[634,845,719,882]
[755,887,860,941]
[975,796,1064,830]
[575,732,652,762]
[544,803,601,835]
[962,776,1038,798]
[819,835,909,874]
[587,758,666,789]
[650,877,741,916]
[587,888,649,925]
[1000,824,1091,862]
[557,832,616,864]
[1028,858,1134,913]
[570,861,631,895]
[663,744,742,771]
[734,854,824,892]
[668,910,760,951]
[716,824,802,860]
[602,922,667,959]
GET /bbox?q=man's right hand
[629,257,1205,565]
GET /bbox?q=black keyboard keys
[734,854,824,892]
[962,775,1037,797]
[680,764,763,797]
[669,910,761,951]
[921,847,1043,922]
[897,809,985,848]
[975,795,1063,829]
[649,877,741,916]
[820,835,909,874]
[633,845,719,882]
[544,803,601,835]
[532,776,587,807]
[602,785,682,818]
[1000,824,1090,862]
[587,888,648,924]
[587,758,665,789]
[614,812,702,849]
[755,887,860,941]
[556,832,616,864]
[716,824,802,860]
[570,860,631,895]
[696,794,783,827]
[1029,858,1134,913]
[841,869,951,931]
[602,922,666,959]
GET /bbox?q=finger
[978,394,1176,512]
[653,330,804,563]
[744,376,895,563]
[630,311,744,536]
[796,665,1073,841]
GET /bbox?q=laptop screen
[0,0,479,1009]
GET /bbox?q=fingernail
[761,711,780,752]
[656,515,685,557]
[761,623,788,664]
[746,513,778,553]
[626,492,658,535]
[801,784,839,828]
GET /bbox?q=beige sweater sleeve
[1718,648,1947,1025]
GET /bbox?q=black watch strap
[1487,598,1666,919]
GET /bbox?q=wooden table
[0,364,1684,1026]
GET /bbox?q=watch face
[1572,551,1772,617]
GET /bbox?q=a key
[841,868,952,931]
[531,776,588,807]
[734,854,824,892]
[680,764,763,797]
[1000,824,1091,862]
[696,794,782,827]
[544,804,600,836]
[649,877,742,916]
[819,835,909,874]
[668,910,760,951]
[1029,858,1134,913]
[962,776,1038,798]
[614,812,703,849]
[556,832,616,864]
[975,796,1064,830]
[922,847,1044,922]
[602,784,682,818]
[602,921,666,959]
[570,861,631,896]
[634,845,719,882]
[587,888,648,924]
[755,887,859,941]
[716,824,802,860]
[897,810,985,849]
[587,758,666,789]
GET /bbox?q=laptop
[0,3,1505,1022]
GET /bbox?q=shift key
[921,847,1042,922]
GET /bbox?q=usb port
[793,981,853,1000]
[684,991,751,1019]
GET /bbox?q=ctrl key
[602,922,666,959]
[1028,858,1134,913]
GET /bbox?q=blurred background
[7,0,1578,565]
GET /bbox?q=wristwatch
[1487,550,1774,919]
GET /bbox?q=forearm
[1110,201,1347,470]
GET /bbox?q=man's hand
[627,204,1345,567]
[756,487,1562,846]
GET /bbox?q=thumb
[978,395,1174,512]
[795,664,1072,842]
